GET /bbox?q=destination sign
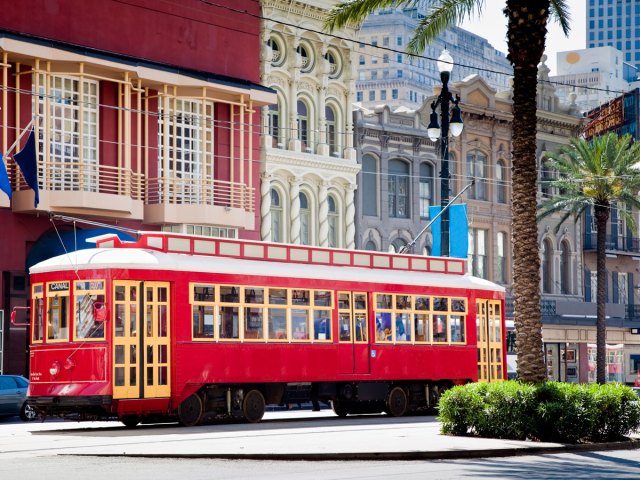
[48,282,69,292]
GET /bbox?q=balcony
[583,233,640,254]
[144,175,255,229]
[11,161,144,219]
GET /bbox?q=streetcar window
[74,280,106,341]
[219,306,239,339]
[338,293,350,309]
[395,296,411,310]
[433,315,447,342]
[292,289,310,306]
[415,297,429,310]
[292,309,309,340]
[47,295,69,341]
[354,313,367,342]
[220,286,239,303]
[313,311,330,340]
[244,306,264,340]
[433,298,448,311]
[354,294,367,310]
[339,312,351,341]
[395,313,410,342]
[193,304,214,338]
[245,288,264,304]
[75,294,106,339]
[267,308,287,340]
[450,315,465,343]
[269,288,287,305]
[414,313,429,342]
[31,284,44,343]
[314,290,332,307]
[375,312,392,341]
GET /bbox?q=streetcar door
[476,299,504,382]
[337,292,370,375]
[112,281,171,399]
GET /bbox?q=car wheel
[20,402,37,421]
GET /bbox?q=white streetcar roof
[30,248,504,293]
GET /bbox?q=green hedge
[437,381,640,443]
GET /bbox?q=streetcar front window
[74,280,107,341]
[47,295,69,341]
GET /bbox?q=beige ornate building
[259,0,361,248]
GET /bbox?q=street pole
[427,49,463,257]
[439,68,451,257]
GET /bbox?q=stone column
[345,183,356,249]
[318,181,329,247]
[289,176,302,244]
[260,172,272,241]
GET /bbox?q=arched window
[362,155,378,217]
[560,241,571,294]
[542,239,554,294]
[325,105,337,153]
[391,238,407,253]
[270,189,283,243]
[419,162,433,219]
[328,195,338,247]
[422,245,431,256]
[388,159,409,218]
[496,160,507,203]
[268,97,280,148]
[364,240,377,251]
[300,192,310,245]
[297,99,309,150]
[467,151,487,200]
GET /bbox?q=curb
[65,439,640,461]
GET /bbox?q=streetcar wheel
[242,389,265,423]
[331,399,349,418]
[386,386,408,417]
[20,402,37,422]
[121,415,141,428]
[177,393,204,426]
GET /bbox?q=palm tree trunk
[595,204,609,383]
[506,0,549,383]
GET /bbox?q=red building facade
[0,0,274,374]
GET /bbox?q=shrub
[437,381,640,443]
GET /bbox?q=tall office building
[355,6,512,110]
[587,0,640,71]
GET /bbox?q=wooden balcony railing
[146,175,254,212]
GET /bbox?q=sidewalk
[26,409,638,461]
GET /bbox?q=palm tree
[324,0,570,384]
[538,133,640,384]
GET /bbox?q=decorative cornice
[265,149,361,176]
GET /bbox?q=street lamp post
[427,49,463,257]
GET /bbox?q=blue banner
[0,153,12,200]
[14,129,39,207]
[428,204,468,259]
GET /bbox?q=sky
[460,0,586,76]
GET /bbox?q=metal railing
[583,233,640,253]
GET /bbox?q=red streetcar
[27,232,505,427]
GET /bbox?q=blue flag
[14,129,39,207]
[428,204,468,259]
[0,153,11,200]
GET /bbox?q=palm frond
[549,0,571,36]
[407,0,483,54]
[323,0,404,32]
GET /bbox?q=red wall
[0,0,261,82]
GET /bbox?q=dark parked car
[0,374,37,421]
